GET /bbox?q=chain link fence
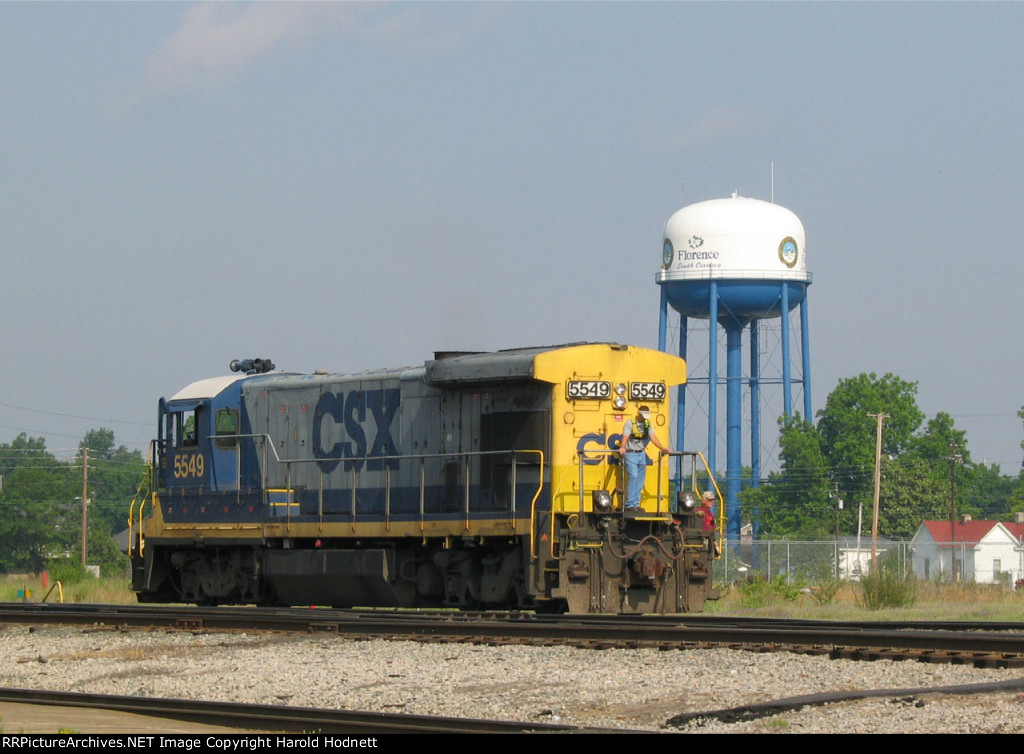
[711,537,1024,588]
[712,539,912,586]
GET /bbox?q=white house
[910,519,1024,586]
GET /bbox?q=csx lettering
[577,432,609,466]
[576,433,650,466]
[313,388,400,473]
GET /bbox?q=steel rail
[4,604,1024,664]
[0,687,631,734]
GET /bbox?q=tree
[907,412,970,469]
[965,462,1012,520]
[1019,404,1024,472]
[741,417,833,539]
[0,433,50,477]
[0,430,146,573]
[744,374,1003,539]
[0,439,78,572]
[79,428,147,536]
[877,456,950,538]
[816,373,925,503]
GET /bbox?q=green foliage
[964,462,1012,520]
[744,373,1024,540]
[78,527,130,577]
[806,562,843,606]
[858,558,917,609]
[0,430,144,574]
[0,437,78,572]
[46,558,89,586]
[808,576,842,606]
[741,417,833,539]
[736,574,803,607]
[817,373,924,501]
[79,428,147,536]
[876,457,950,538]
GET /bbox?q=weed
[736,574,803,607]
[858,558,917,610]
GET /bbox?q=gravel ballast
[2,626,1024,734]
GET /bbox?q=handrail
[572,447,681,516]
[540,448,725,561]
[127,453,154,559]
[160,432,546,535]
[657,450,726,558]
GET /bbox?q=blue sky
[2,2,1022,472]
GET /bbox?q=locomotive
[129,343,722,614]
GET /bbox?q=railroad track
[4,603,1024,668]
[0,687,629,734]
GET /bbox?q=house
[910,518,1024,585]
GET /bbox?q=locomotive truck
[129,343,722,613]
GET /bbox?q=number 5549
[173,453,205,479]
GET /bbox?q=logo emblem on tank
[778,236,799,268]
[662,239,674,269]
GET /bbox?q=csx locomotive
[129,343,722,614]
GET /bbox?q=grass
[4,572,1024,621]
[0,573,136,605]
[707,578,1024,621]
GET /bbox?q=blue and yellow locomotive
[129,343,722,613]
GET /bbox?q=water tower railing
[657,268,812,282]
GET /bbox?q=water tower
[657,195,812,541]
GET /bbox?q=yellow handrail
[127,462,153,558]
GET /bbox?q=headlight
[677,490,698,511]
[613,396,627,410]
[592,490,613,513]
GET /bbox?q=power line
[0,401,148,427]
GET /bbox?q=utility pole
[81,447,89,568]
[868,413,888,571]
[831,483,843,539]
[949,441,962,582]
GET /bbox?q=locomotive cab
[157,375,249,496]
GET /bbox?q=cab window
[172,408,200,448]
[215,408,239,449]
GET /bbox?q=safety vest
[630,418,650,440]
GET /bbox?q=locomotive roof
[169,343,649,399]
[425,342,608,386]
[170,374,248,401]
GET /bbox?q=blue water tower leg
[749,319,761,488]
[726,323,743,543]
[707,283,718,477]
[781,283,793,419]
[801,295,812,420]
[658,285,668,352]
[676,315,687,458]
